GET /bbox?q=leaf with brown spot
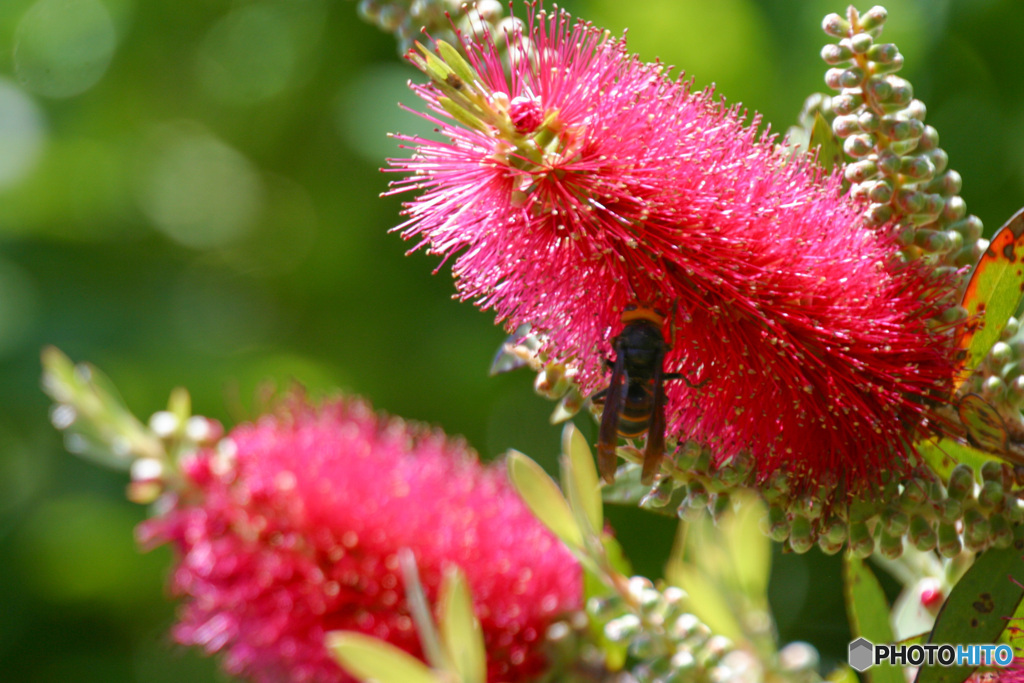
[914,524,1024,683]
[955,207,1024,394]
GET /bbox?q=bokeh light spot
[197,2,298,104]
[337,63,442,166]
[137,124,264,249]
[0,78,46,188]
[13,0,117,99]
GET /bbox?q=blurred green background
[1,0,1023,680]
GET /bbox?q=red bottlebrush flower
[137,397,581,683]
[387,6,959,488]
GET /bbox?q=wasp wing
[640,347,668,485]
[597,343,627,483]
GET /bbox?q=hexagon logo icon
[849,637,874,672]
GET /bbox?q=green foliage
[917,525,1024,683]
[844,557,903,683]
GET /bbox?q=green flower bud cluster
[756,461,1022,557]
[42,347,223,505]
[355,0,515,54]
[609,441,1023,558]
[820,6,985,289]
[962,316,1024,424]
[589,578,821,683]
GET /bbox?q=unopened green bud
[1003,317,1021,341]
[963,509,990,551]
[981,460,1007,484]
[866,75,892,101]
[867,43,898,63]
[822,44,854,64]
[831,93,865,115]
[605,614,642,642]
[1008,376,1024,405]
[884,509,909,535]
[640,477,675,509]
[834,115,862,138]
[848,33,873,54]
[938,497,962,524]
[979,480,1005,510]
[686,480,709,508]
[879,530,904,559]
[937,521,962,557]
[901,477,929,507]
[865,203,894,226]
[765,505,791,542]
[899,156,934,180]
[982,375,1006,400]
[849,521,874,558]
[822,13,851,38]
[910,515,937,551]
[844,134,875,158]
[867,180,894,203]
[989,342,1014,369]
[948,464,975,500]
[675,440,702,470]
[789,515,814,554]
[860,6,888,32]
[989,514,1012,549]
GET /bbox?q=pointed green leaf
[326,632,438,683]
[955,207,1024,393]
[562,423,602,533]
[439,568,486,683]
[915,524,1024,683]
[507,450,583,550]
[436,41,480,90]
[724,495,771,601]
[844,556,903,683]
[810,111,844,173]
[670,564,743,642]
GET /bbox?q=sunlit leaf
[724,494,771,601]
[844,556,903,683]
[917,437,999,483]
[326,631,438,683]
[809,111,844,173]
[916,525,1024,683]
[670,563,743,642]
[562,423,602,533]
[439,568,486,683]
[955,207,1024,393]
[506,450,583,550]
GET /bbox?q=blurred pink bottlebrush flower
[386,5,960,488]
[137,396,581,683]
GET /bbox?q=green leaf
[844,556,903,683]
[326,632,438,683]
[809,111,844,173]
[439,568,486,683]
[436,41,480,91]
[670,563,744,642]
[955,207,1024,393]
[506,450,583,550]
[917,438,999,483]
[562,423,602,533]
[724,494,771,601]
[915,524,1024,683]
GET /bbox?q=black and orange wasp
[593,305,701,485]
